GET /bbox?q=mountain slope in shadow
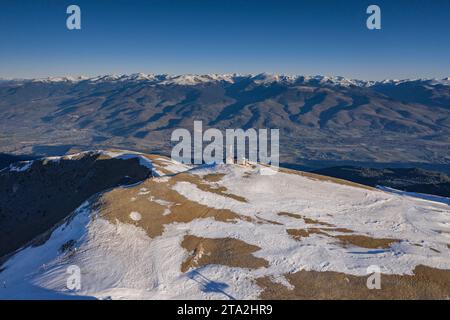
[0,151,151,258]
[313,166,450,198]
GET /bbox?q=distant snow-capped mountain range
[1,71,450,168]
[2,73,450,87]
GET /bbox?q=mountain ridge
[2,72,450,87]
[1,73,449,167]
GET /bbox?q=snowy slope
[0,154,449,299]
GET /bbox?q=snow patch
[8,161,33,172]
[129,211,142,221]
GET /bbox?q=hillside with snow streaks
[0,153,449,299]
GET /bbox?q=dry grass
[97,169,265,239]
[287,228,329,240]
[255,216,284,226]
[180,235,269,272]
[278,212,303,219]
[171,172,248,203]
[287,227,397,249]
[328,227,355,233]
[95,154,445,299]
[278,212,335,227]
[202,173,226,182]
[256,265,450,299]
[303,217,334,227]
[99,175,255,238]
[335,234,399,249]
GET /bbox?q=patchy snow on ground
[153,157,192,174]
[0,158,449,300]
[7,160,34,172]
[100,150,154,171]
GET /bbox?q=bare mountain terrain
[1,74,449,169]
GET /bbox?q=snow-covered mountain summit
[1,151,449,299]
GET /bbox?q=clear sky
[0,0,449,80]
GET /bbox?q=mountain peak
[2,73,450,88]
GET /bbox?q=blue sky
[0,0,449,80]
